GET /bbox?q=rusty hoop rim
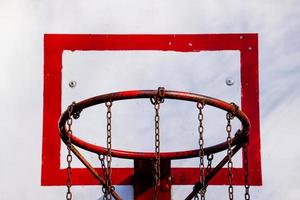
[59,89,250,160]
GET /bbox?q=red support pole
[134,159,172,200]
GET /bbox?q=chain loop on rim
[197,102,206,199]
[66,102,75,200]
[150,87,165,105]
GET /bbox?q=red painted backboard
[41,34,261,186]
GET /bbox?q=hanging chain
[197,102,206,200]
[243,143,250,200]
[226,110,235,200]
[102,101,113,200]
[154,101,160,200]
[66,102,75,200]
[151,87,165,200]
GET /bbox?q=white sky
[0,0,300,199]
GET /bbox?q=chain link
[197,102,206,199]
[226,112,234,200]
[243,144,250,200]
[193,194,200,200]
[206,154,214,176]
[66,102,75,200]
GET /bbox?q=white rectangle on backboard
[61,50,241,168]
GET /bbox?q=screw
[226,78,235,86]
[69,80,77,88]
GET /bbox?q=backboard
[41,34,261,198]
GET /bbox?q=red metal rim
[59,90,250,160]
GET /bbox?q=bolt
[226,78,235,86]
[69,80,77,88]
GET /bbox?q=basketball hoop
[59,88,250,200]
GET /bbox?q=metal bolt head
[69,80,77,88]
[226,78,235,86]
